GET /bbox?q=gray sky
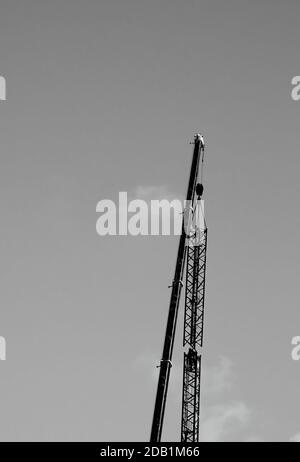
[0,0,299,441]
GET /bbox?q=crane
[150,134,207,442]
[181,186,207,442]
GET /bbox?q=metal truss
[181,224,207,442]
[181,349,201,442]
[183,227,208,349]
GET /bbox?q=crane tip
[194,133,205,147]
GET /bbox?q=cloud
[134,185,181,202]
[202,356,234,396]
[134,353,252,441]
[200,357,252,441]
[201,402,251,442]
[243,436,265,442]
[289,432,300,442]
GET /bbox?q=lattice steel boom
[181,221,207,442]
[150,135,205,443]
[150,134,207,443]
[181,349,201,442]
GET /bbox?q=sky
[0,0,300,442]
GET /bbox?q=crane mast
[181,215,207,441]
[150,134,206,442]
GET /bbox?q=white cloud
[201,402,251,442]
[202,356,234,396]
[133,352,254,441]
[134,185,181,201]
[200,356,252,441]
[244,436,265,442]
[289,432,300,442]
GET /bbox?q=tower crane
[150,134,207,443]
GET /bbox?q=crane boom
[150,135,205,443]
[181,223,207,441]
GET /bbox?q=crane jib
[150,134,206,443]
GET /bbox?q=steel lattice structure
[181,349,201,442]
[150,134,207,443]
[181,225,207,442]
[183,227,207,350]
